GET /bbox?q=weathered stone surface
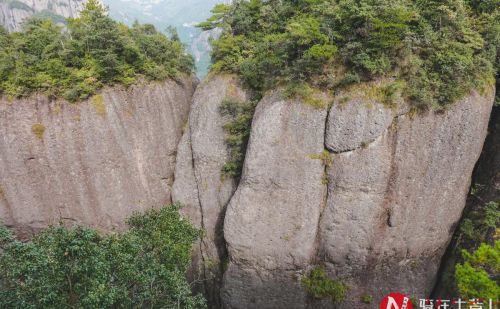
[325,98,394,153]
[222,91,328,309]
[319,89,495,308]
[0,0,86,32]
[171,74,248,306]
[433,104,500,297]
[0,78,196,238]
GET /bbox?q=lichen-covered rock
[222,91,328,309]
[318,89,495,308]
[171,74,249,306]
[325,98,394,152]
[0,78,196,238]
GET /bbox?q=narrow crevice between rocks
[327,138,379,155]
[184,121,213,303]
[304,104,335,309]
[312,105,333,263]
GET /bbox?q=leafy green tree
[455,241,500,300]
[0,204,206,309]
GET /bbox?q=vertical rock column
[222,91,328,309]
[172,74,249,307]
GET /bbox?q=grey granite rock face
[325,99,394,152]
[432,104,500,297]
[222,91,328,309]
[0,69,494,309]
[219,85,493,308]
[171,74,249,307]
[0,78,196,238]
[318,89,495,308]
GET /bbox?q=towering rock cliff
[172,74,249,307]
[432,103,500,297]
[0,69,495,307]
[173,75,495,308]
[0,77,196,237]
[0,0,86,32]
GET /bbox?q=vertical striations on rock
[222,90,328,309]
[318,88,495,308]
[215,82,494,309]
[171,74,249,307]
[0,77,196,238]
[432,102,500,297]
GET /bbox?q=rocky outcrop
[325,99,393,153]
[222,91,328,308]
[0,0,86,32]
[0,77,196,238]
[319,89,494,308]
[432,103,500,297]
[189,80,492,308]
[0,67,494,308]
[172,74,249,307]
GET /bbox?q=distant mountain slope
[102,0,229,77]
[0,0,222,77]
[0,0,86,31]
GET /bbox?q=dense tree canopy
[455,241,500,300]
[0,204,206,309]
[201,0,499,109]
[0,0,194,101]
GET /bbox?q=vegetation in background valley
[0,204,206,309]
[0,0,194,101]
[201,0,499,110]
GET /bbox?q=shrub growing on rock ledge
[302,267,348,303]
[220,98,257,178]
[0,204,206,309]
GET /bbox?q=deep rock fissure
[311,104,334,267]
[187,124,211,299]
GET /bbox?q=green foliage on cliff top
[0,204,206,309]
[0,0,194,101]
[201,0,498,109]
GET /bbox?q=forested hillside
[202,0,498,110]
[0,0,193,101]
